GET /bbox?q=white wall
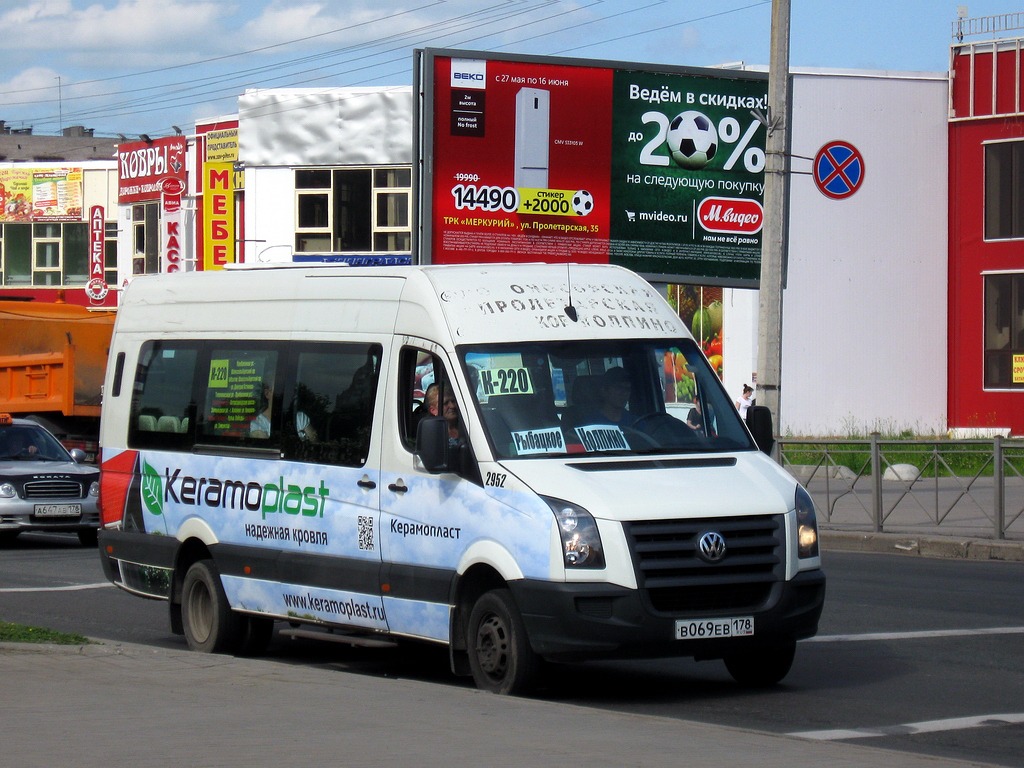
[239,87,413,167]
[245,167,296,262]
[722,287,758,407]
[775,71,948,436]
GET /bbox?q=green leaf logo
[141,460,164,518]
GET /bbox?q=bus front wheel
[724,642,796,687]
[466,589,539,695]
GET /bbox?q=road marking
[0,582,112,593]
[807,626,1024,642]
[789,713,1024,741]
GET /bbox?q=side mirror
[745,405,775,456]
[415,416,450,473]
[69,448,87,464]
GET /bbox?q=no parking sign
[813,141,865,199]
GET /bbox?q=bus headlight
[542,497,605,569]
[795,485,819,558]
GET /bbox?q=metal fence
[778,436,1024,540]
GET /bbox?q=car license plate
[33,503,82,518]
[675,617,754,640]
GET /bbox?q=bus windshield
[460,338,755,460]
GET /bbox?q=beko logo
[450,58,486,89]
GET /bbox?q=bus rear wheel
[181,559,244,653]
[466,589,538,695]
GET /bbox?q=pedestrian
[736,384,753,420]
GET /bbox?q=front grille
[624,515,784,613]
[23,479,84,499]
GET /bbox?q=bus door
[378,339,469,643]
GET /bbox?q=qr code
[357,515,374,551]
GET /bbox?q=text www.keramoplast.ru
[282,591,386,622]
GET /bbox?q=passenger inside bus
[250,380,273,438]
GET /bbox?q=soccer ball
[666,110,718,170]
[571,189,594,216]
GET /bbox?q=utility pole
[756,0,790,454]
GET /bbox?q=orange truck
[0,299,115,462]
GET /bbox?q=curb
[821,529,1024,562]
[0,640,146,657]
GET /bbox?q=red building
[949,14,1024,433]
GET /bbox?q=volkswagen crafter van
[97,262,825,694]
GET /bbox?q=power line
[551,1,771,56]
[5,0,553,129]
[3,1,769,139]
[0,0,445,97]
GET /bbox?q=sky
[0,0,1017,139]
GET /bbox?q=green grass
[0,621,91,645]
[780,438,1024,479]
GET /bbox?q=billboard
[0,167,83,222]
[117,136,187,204]
[202,162,237,270]
[196,120,242,271]
[417,49,769,286]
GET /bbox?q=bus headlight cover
[795,485,819,558]
[543,497,605,569]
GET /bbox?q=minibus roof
[115,263,689,344]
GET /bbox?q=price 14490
[451,184,520,213]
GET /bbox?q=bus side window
[128,342,198,451]
[400,348,441,448]
[200,350,279,443]
[282,344,382,467]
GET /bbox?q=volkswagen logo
[698,531,727,563]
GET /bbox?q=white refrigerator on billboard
[514,87,550,188]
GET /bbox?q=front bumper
[0,504,100,534]
[510,568,826,661]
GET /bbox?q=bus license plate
[675,617,754,640]
[33,504,82,518]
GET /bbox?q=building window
[294,166,411,254]
[105,222,118,287]
[983,273,1024,388]
[0,221,101,288]
[132,203,159,275]
[62,223,89,284]
[1,224,31,286]
[984,141,1024,240]
[33,223,61,286]
[374,167,412,252]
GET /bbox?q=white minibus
[98,263,824,694]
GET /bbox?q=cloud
[0,65,110,122]
[0,65,60,94]
[239,3,335,46]
[0,0,73,26]
[3,1,228,57]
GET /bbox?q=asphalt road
[2,533,1023,767]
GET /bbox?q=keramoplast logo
[140,460,330,525]
[697,197,764,234]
